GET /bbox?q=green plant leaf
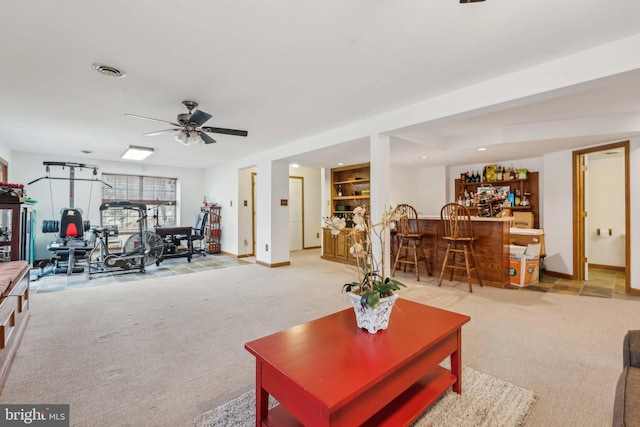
[364,291,380,308]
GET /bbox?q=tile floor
[511,266,630,299]
[28,253,252,294]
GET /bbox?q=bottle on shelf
[338,185,343,197]
[497,166,503,181]
[515,189,521,206]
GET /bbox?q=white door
[289,177,303,251]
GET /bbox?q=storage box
[509,243,540,287]
[512,212,534,229]
[510,228,545,256]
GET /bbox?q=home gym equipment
[28,161,112,274]
[87,201,163,278]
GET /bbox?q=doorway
[289,176,304,251]
[572,141,629,292]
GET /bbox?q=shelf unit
[323,162,370,265]
[0,203,34,263]
[330,162,370,220]
[204,203,221,254]
[454,171,539,228]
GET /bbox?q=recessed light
[477,147,488,151]
[92,63,126,78]
[420,156,429,159]
[291,163,299,168]
[337,162,345,166]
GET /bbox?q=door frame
[572,140,630,291]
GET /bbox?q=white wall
[586,156,625,267]
[0,137,11,166]
[12,151,204,261]
[205,162,239,255]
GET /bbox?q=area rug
[194,365,536,427]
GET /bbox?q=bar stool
[439,202,483,292]
[392,204,431,281]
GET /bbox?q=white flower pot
[346,291,399,334]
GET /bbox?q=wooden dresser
[0,261,30,391]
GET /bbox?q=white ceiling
[1,1,640,170]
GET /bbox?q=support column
[370,134,392,278]
[255,160,291,267]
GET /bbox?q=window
[102,174,177,232]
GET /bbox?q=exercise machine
[29,161,111,274]
[87,201,163,278]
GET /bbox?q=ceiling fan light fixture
[187,132,202,145]
[122,145,154,161]
[175,132,190,146]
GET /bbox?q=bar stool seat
[439,203,483,292]
[392,204,431,281]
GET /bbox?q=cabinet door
[323,229,336,257]
[335,232,348,260]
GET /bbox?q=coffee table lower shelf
[262,365,456,427]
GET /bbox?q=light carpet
[194,364,536,427]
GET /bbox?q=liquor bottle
[515,189,521,206]
[338,185,343,197]
[497,166,503,181]
[481,167,486,182]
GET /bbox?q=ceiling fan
[125,100,248,146]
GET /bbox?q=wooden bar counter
[417,215,512,288]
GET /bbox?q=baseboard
[256,260,291,268]
[237,254,254,258]
[588,263,625,272]
[543,270,573,280]
[303,245,321,250]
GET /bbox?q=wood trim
[251,172,257,257]
[256,260,291,268]
[543,270,573,280]
[588,263,625,272]
[0,156,7,183]
[572,141,630,292]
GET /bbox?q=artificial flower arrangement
[326,206,406,309]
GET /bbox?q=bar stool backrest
[440,203,474,240]
[394,204,421,237]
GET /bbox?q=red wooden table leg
[255,360,269,426]
[451,328,462,394]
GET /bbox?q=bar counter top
[418,214,513,222]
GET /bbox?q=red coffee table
[245,299,470,426]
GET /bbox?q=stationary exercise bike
[87,201,163,278]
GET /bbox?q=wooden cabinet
[323,163,370,265]
[322,228,363,265]
[204,203,221,254]
[454,171,539,229]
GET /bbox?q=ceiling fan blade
[143,129,180,136]
[199,132,217,144]
[189,110,212,126]
[125,114,181,127]
[201,126,248,137]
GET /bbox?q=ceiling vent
[92,63,126,78]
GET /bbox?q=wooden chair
[439,203,483,292]
[392,204,431,281]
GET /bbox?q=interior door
[289,177,303,251]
